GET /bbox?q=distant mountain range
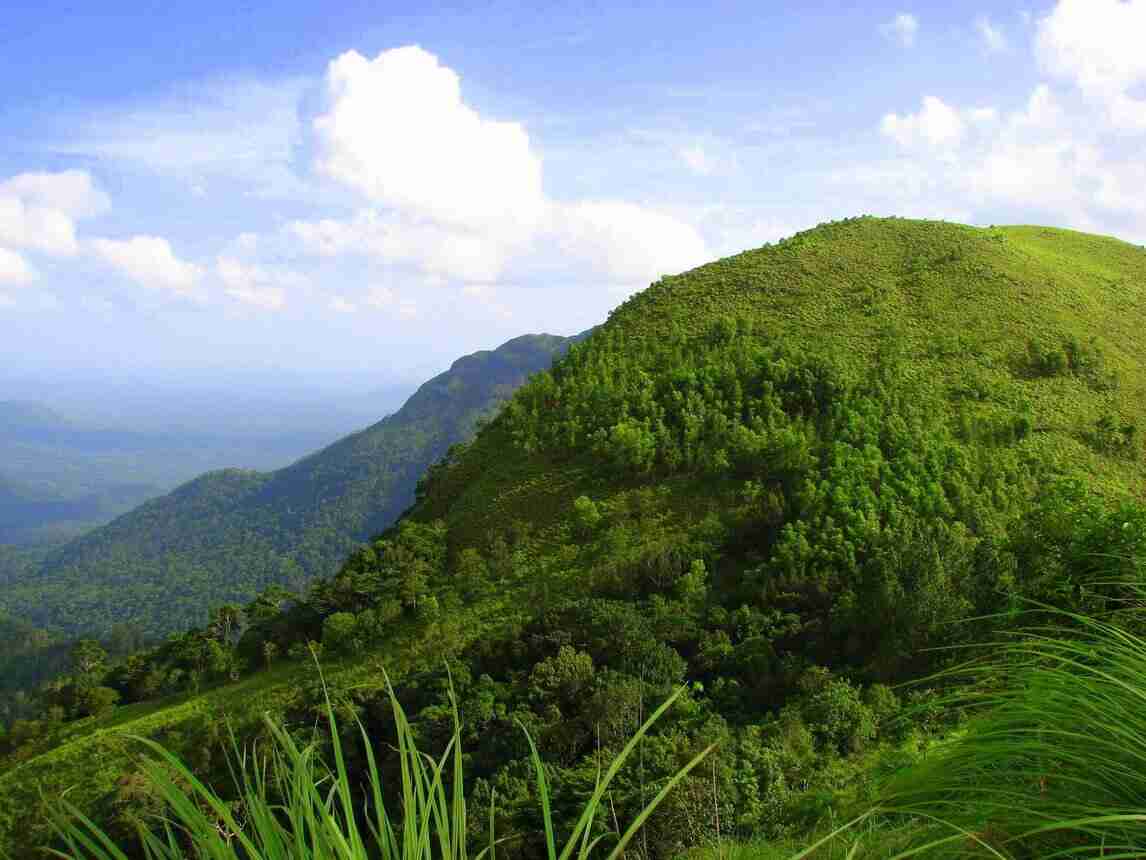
[0,333,580,636]
[0,387,415,545]
[0,473,151,544]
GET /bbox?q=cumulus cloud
[874,58,1146,242]
[297,46,709,289]
[679,144,714,176]
[883,13,919,47]
[0,170,111,218]
[548,201,711,285]
[289,211,510,283]
[961,85,1126,218]
[314,46,544,231]
[881,96,969,147]
[975,16,1007,52]
[366,285,418,319]
[216,256,304,310]
[90,235,203,297]
[1035,0,1146,130]
[0,169,110,256]
[0,247,36,285]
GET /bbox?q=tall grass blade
[604,742,717,860]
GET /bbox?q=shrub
[321,612,359,655]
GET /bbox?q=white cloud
[1035,0,1146,130]
[90,235,203,297]
[693,208,801,258]
[0,169,110,256]
[54,78,309,195]
[962,85,1125,218]
[216,256,303,310]
[314,46,544,231]
[547,201,710,285]
[366,285,418,319]
[883,13,919,47]
[0,197,78,256]
[679,144,714,176]
[872,75,1146,242]
[0,170,111,218]
[289,211,511,284]
[329,296,356,313]
[0,247,36,285]
[294,46,710,289]
[975,16,1007,52]
[881,96,967,147]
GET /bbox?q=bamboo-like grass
[47,670,713,860]
[797,589,1146,859]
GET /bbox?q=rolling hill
[4,218,1146,856]
[0,333,579,638]
[0,392,406,547]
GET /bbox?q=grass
[46,664,713,860]
[0,620,452,854]
[727,588,1146,859]
[875,597,1146,857]
[422,219,1146,550]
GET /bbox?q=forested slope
[0,333,578,637]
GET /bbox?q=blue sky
[1,1,1144,391]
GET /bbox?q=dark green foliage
[1087,412,1138,455]
[1020,334,1119,391]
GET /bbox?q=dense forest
[3,218,1146,857]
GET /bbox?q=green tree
[208,604,244,646]
[70,640,107,682]
[322,612,360,655]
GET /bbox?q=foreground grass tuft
[786,592,1146,859]
[48,669,711,859]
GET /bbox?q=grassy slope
[0,602,504,852]
[0,334,576,639]
[4,217,1146,853]
[419,220,1146,548]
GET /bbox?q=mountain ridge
[2,332,581,637]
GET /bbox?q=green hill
[0,473,156,546]
[4,218,1146,857]
[0,333,579,638]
